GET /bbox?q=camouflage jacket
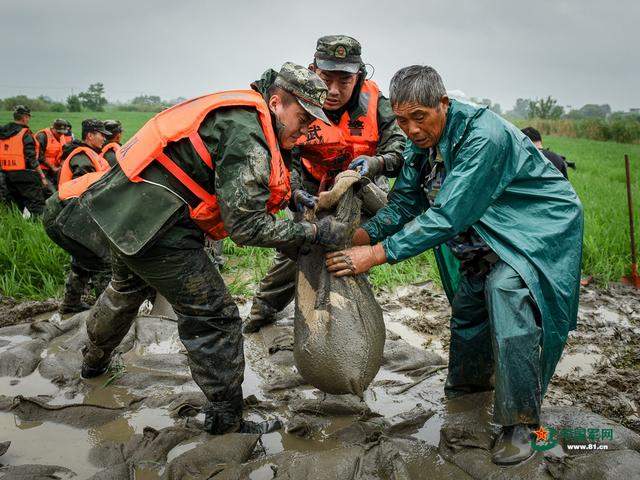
[81,104,315,256]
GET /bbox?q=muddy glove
[351,227,371,246]
[348,155,384,178]
[292,189,317,212]
[312,216,350,250]
[325,243,387,277]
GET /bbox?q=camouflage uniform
[79,63,330,434]
[247,36,406,332]
[43,120,113,313]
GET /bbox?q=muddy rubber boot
[60,267,91,314]
[80,345,112,379]
[203,404,243,435]
[491,424,535,465]
[243,300,278,334]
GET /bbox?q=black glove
[292,189,317,212]
[313,216,349,250]
[348,155,384,178]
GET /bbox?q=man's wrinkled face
[269,93,314,150]
[393,97,449,148]
[85,131,105,150]
[312,67,358,111]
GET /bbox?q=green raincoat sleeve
[380,131,512,263]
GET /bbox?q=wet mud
[0,284,638,479]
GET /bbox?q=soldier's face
[313,68,358,111]
[270,94,314,150]
[86,131,106,149]
[394,97,449,148]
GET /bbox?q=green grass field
[0,110,152,143]
[544,136,640,282]
[1,109,638,300]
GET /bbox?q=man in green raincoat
[326,65,583,465]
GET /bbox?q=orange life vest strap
[156,152,216,206]
[188,133,212,169]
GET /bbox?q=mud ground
[0,283,639,479]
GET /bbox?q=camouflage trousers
[62,257,111,310]
[84,244,245,427]
[1,170,46,216]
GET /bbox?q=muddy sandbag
[0,339,47,377]
[541,406,640,452]
[294,171,385,396]
[0,441,10,457]
[289,393,373,417]
[545,449,640,479]
[10,396,129,428]
[0,464,77,479]
[382,338,446,377]
[261,325,294,354]
[163,433,260,480]
[329,405,434,445]
[212,447,366,480]
[285,413,331,438]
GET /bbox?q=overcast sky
[2,0,638,111]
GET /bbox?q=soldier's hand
[325,243,387,277]
[312,217,349,250]
[348,155,384,178]
[292,189,317,212]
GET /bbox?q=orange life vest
[37,128,73,171]
[117,90,290,240]
[101,142,120,157]
[299,80,380,185]
[0,128,30,171]
[58,146,110,190]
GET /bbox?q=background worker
[44,119,112,314]
[245,35,406,333]
[0,105,48,215]
[78,63,349,435]
[36,118,73,187]
[101,120,123,167]
[521,126,570,179]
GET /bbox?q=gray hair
[389,65,447,109]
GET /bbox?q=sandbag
[294,171,385,396]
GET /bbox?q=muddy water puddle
[1,286,639,479]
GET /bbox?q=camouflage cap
[13,105,31,116]
[314,35,363,74]
[81,118,110,136]
[274,62,330,124]
[103,119,123,137]
[52,118,71,134]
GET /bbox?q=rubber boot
[491,424,535,465]
[60,267,91,314]
[242,300,278,334]
[80,344,112,379]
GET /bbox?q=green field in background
[1,109,639,299]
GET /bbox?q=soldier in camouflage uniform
[43,119,112,314]
[244,36,406,333]
[101,120,123,167]
[78,63,348,435]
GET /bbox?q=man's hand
[292,189,317,212]
[348,155,384,178]
[325,243,387,277]
[313,217,349,250]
